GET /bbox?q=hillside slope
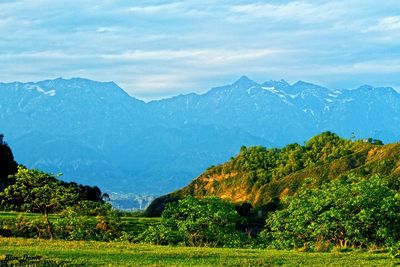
[146,132,400,216]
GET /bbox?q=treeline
[0,135,118,240]
[142,132,400,257]
[139,180,400,258]
[0,135,104,205]
[147,131,399,216]
[0,167,104,213]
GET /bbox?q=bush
[138,196,244,247]
[53,208,123,241]
[0,208,124,241]
[261,175,400,250]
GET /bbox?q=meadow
[0,237,398,266]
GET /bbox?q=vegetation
[1,132,400,262]
[147,131,398,216]
[262,175,400,251]
[1,238,398,266]
[0,211,158,241]
[0,134,116,240]
[0,136,18,191]
[0,167,104,212]
[138,196,243,247]
[141,132,400,256]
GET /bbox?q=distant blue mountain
[1,76,399,194]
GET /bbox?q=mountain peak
[292,80,330,91]
[293,80,317,87]
[279,79,289,85]
[232,76,257,88]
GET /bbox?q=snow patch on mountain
[261,86,279,93]
[24,84,56,96]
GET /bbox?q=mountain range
[1,76,399,195]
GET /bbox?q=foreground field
[0,238,398,266]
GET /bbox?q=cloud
[0,0,399,99]
[228,1,345,24]
[321,59,400,74]
[100,48,289,66]
[128,2,182,14]
[367,16,400,32]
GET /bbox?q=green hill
[0,134,104,209]
[146,132,400,216]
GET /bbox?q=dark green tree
[261,175,400,250]
[139,196,242,247]
[0,134,18,191]
[0,167,79,238]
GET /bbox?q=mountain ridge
[1,76,400,195]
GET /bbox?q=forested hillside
[0,134,105,210]
[147,132,399,216]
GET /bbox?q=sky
[0,0,399,100]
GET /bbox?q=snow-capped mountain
[1,76,399,194]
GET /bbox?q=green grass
[0,212,398,266]
[121,217,160,235]
[0,238,398,266]
[0,211,53,218]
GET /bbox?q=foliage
[0,139,103,207]
[148,131,395,216]
[0,166,106,213]
[139,196,244,247]
[0,136,18,191]
[53,207,123,241]
[0,167,114,239]
[0,208,124,241]
[261,175,400,251]
[0,211,159,241]
[0,167,79,215]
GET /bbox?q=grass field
[0,238,398,266]
[1,212,399,266]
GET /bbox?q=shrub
[261,175,400,250]
[138,196,244,247]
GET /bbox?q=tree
[0,134,18,191]
[139,196,242,247]
[261,175,400,250]
[0,167,79,239]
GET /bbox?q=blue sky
[0,0,399,100]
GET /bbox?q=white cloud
[367,16,400,32]
[323,60,400,74]
[96,27,114,33]
[128,2,181,14]
[0,0,399,99]
[228,1,345,24]
[100,48,290,66]
[127,1,213,17]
